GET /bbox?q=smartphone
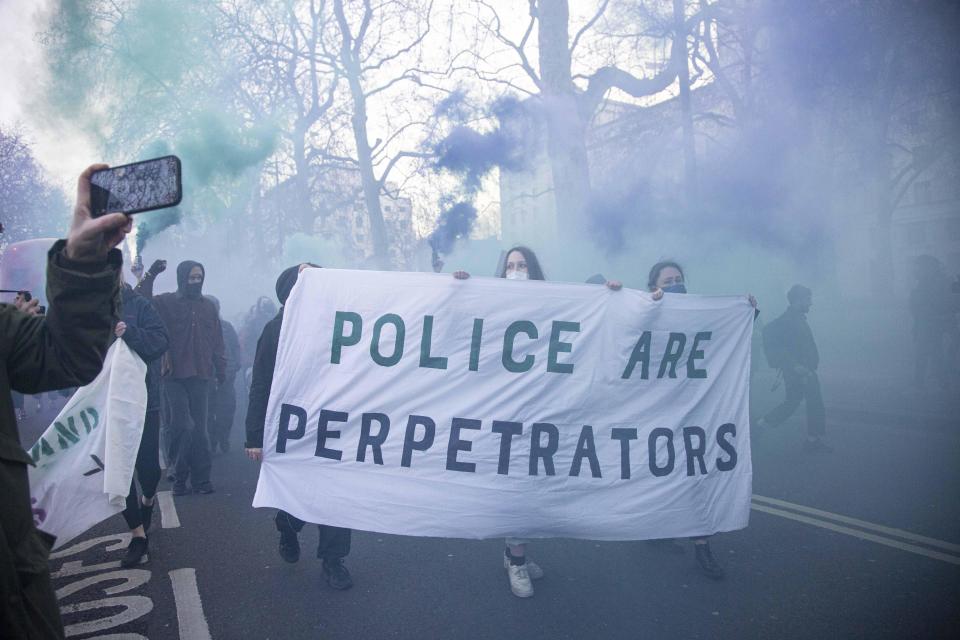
[90,155,182,217]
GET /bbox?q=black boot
[278,531,300,563]
[694,542,725,580]
[121,536,149,568]
[322,558,354,590]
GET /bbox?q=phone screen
[90,156,182,217]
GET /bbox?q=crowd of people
[1,165,842,639]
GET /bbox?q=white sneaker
[503,554,544,580]
[507,563,534,598]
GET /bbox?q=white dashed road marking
[157,490,181,528]
[170,568,212,640]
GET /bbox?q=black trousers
[763,369,826,437]
[275,511,351,561]
[164,377,213,488]
[122,410,161,529]
[207,374,237,449]
[0,459,65,639]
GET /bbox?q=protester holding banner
[0,163,131,640]
[493,247,549,596]
[245,263,354,591]
[116,282,170,568]
[148,261,226,495]
[453,246,630,597]
[645,260,758,580]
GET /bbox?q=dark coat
[245,264,303,449]
[1,241,122,639]
[244,313,282,449]
[120,285,169,412]
[149,261,226,382]
[222,320,242,380]
[765,305,819,371]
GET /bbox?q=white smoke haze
[0,0,957,414]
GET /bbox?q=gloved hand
[147,259,167,276]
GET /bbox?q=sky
[0,0,98,192]
[0,0,677,203]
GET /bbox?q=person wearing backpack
[756,285,830,453]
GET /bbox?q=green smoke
[41,0,279,252]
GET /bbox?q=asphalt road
[16,397,960,640]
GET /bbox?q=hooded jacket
[119,285,169,411]
[245,264,313,448]
[149,260,226,382]
[205,295,242,380]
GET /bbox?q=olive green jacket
[1,240,122,639]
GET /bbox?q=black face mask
[184,283,203,298]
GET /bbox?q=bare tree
[472,0,688,239]
[218,0,341,237]
[326,0,440,266]
[0,128,69,250]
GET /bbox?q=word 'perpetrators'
[274,404,739,480]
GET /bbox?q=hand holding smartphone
[90,155,182,217]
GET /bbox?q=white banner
[29,339,148,549]
[253,269,755,541]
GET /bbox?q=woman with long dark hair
[647,260,757,580]
[455,245,626,597]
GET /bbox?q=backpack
[761,316,786,369]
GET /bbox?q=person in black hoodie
[245,263,354,591]
[148,260,226,495]
[115,282,169,567]
[205,295,241,453]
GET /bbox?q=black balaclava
[275,263,321,306]
[177,260,205,299]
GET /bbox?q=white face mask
[505,270,529,281]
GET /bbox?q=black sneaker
[195,484,215,495]
[121,536,149,568]
[140,500,155,533]
[278,531,300,563]
[322,559,354,590]
[172,484,190,496]
[694,542,725,580]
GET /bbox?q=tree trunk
[334,0,390,267]
[674,0,697,211]
[291,122,315,232]
[345,70,390,266]
[537,0,592,242]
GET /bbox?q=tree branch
[570,0,610,55]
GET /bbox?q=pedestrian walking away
[757,284,831,453]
